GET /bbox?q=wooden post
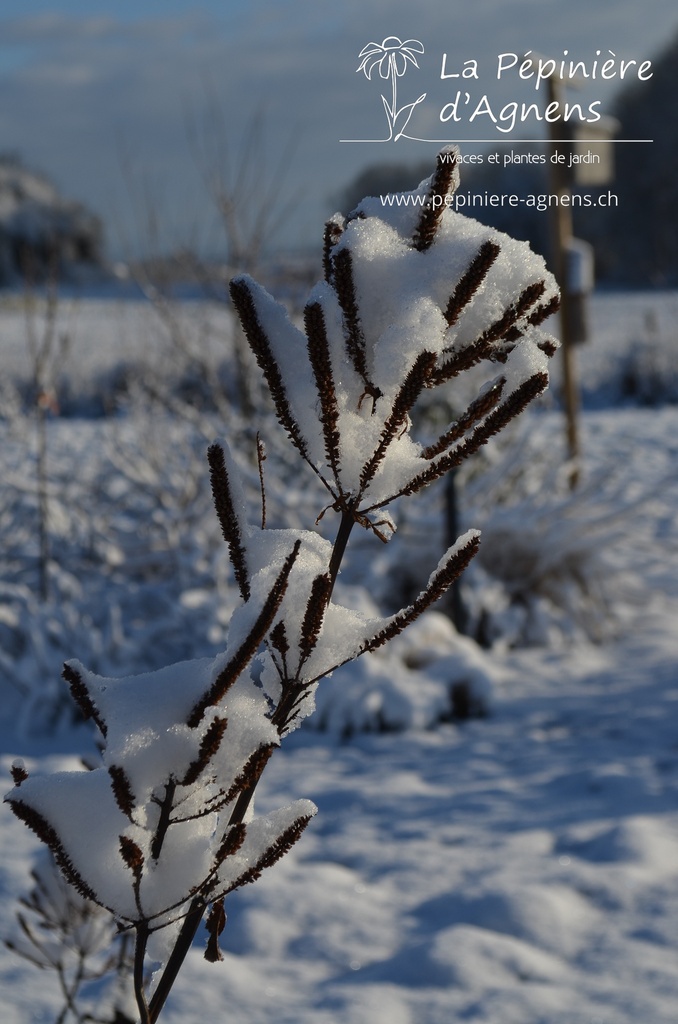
[546,75,581,486]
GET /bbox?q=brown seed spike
[214,822,247,869]
[444,241,501,327]
[298,573,333,663]
[537,336,559,358]
[361,533,482,654]
[187,541,301,728]
[480,280,547,348]
[322,215,345,284]
[10,762,29,786]
[269,620,289,658]
[108,764,136,819]
[526,293,561,328]
[7,799,100,905]
[62,662,107,737]
[304,301,341,481]
[223,814,314,894]
[359,351,437,493]
[412,149,458,252]
[204,898,227,963]
[207,443,250,602]
[181,717,229,787]
[367,371,550,510]
[513,280,548,322]
[119,836,144,889]
[217,744,276,809]
[229,277,310,462]
[432,336,494,385]
[331,247,379,400]
[422,377,507,460]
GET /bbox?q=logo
[355,37,426,142]
[342,39,652,144]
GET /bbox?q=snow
[1,276,678,1022]
[234,159,558,513]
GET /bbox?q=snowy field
[1,289,678,1022]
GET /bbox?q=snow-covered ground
[1,290,678,1023]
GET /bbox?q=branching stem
[145,505,356,1020]
[327,508,356,601]
[150,781,176,862]
[134,924,151,1024]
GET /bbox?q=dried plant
[22,267,72,601]
[5,148,559,1023]
[5,847,135,1024]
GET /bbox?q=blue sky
[1,0,676,260]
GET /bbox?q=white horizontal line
[340,139,654,144]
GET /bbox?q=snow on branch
[5,147,559,1024]
[229,146,559,524]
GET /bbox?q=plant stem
[145,505,356,1022]
[36,402,50,602]
[147,900,203,1023]
[150,781,176,861]
[134,925,151,1024]
[327,508,355,600]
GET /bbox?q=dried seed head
[371,371,550,508]
[298,573,333,663]
[412,148,459,252]
[358,351,437,493]
[304,300,342,482]
[331,247,381,402]
[230,744,276,799]
[187,541,301,727]
[213,822,247,869]
[207,443,250,601]
[204,898,227,963]
[422,377,506,460]
[223,813,314,894]
[270,620,289,658]
[63,662,107,737]
[362,532,482,653]
[10,760,28,786]
[444,240,501,327]
[7,799,99,904]
[434,280,552,384]
[181,717,229,787]
[119,835,144,883]
[480,280,547,347]
[108,765,136,820]
[229,276,311,461]
[527,293,561,328]
[323,215,345,283]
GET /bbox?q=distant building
[0,156,104,286]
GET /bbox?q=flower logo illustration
[357,37,426,141]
